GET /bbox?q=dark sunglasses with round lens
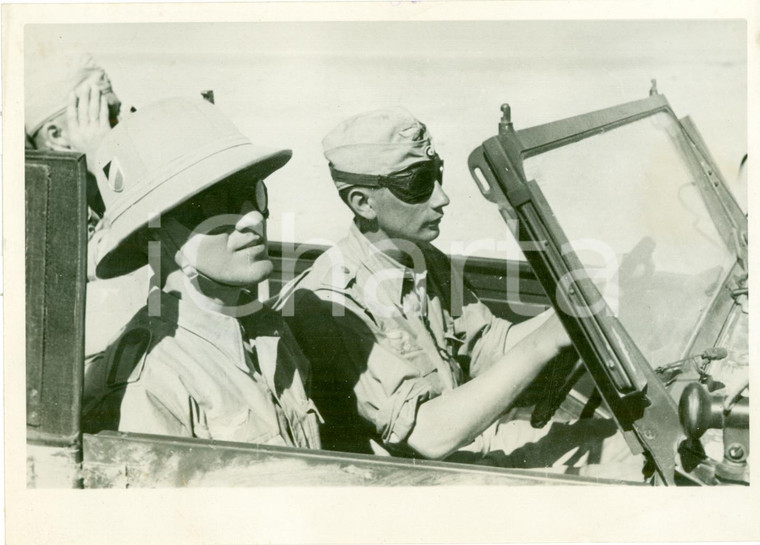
[169,176,268,228]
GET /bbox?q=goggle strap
[329,159,444,188]
[328,165,383,188]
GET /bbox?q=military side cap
[25,40,107,137]
[322,107,437,190]
[93,97,292,279]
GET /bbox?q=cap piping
[324,140,431,151]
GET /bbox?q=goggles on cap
[169,175,269,229]
[330,157,444,204]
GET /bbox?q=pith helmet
[93,97,292,279]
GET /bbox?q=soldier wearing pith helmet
[83,97,321,449]
[277,107,641,479]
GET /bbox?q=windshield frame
[521,96,745,255]
[518,95,744,361]
[467,92,746,483]
[471,94,744,363]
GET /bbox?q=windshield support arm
[469,123,684,485]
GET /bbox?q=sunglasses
[170,176,269,229]
[378,159,444,204]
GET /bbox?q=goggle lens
[379,160,444,204]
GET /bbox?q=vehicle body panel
[81,431,631,487]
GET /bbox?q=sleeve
[286,288,443,449]
[452,281,514,379]
[82,324,184,435]
[357,340,441,447]
[457,292,558,379]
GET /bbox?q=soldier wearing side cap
[82,98,321,448]
[26,41,124,235]
[26,41,147,369]
[276,108,642,478]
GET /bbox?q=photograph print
[20,15,749,492]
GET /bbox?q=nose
[429,181,450,209]
[235,200,266,233]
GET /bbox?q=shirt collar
[154,281,266,374]
[346,221,428,307]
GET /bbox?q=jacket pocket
[195,408,283,445]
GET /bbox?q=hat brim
[94,143,291,279]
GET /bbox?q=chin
[242,259,274,285]
[218,259,274,287]
[416,228,440,243]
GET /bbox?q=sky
[27,20,747,256]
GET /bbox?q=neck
[164,268,255,317]
[359,224,419,269]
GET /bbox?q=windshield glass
[522,111,736,367]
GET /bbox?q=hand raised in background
[66,80,110,158]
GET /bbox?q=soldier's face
[372,180,450,243]
[173,179,273,287]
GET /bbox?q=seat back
[26,150,88,443]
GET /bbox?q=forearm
[468,308,553,378]
[406,312,567,459]
[502,309,554,354]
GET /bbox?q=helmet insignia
[103,157,125,193]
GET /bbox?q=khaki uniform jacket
[277,223,513,454]
[83,289,321,450]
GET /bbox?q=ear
[36,121,70,152]
[346,187,378,222]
